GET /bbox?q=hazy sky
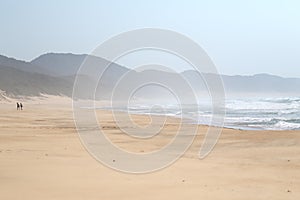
[1,0,300,77]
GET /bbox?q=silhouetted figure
[17,102,20,110]
[20,103,23,110]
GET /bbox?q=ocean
[117,97,300,130]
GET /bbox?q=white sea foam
[134,97,300,130]
[90,97,300,130]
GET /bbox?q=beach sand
[0,97,299,199]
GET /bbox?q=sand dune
[0,90,9,102]
[0,97,299,199]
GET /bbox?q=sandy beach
[0,97,299,200]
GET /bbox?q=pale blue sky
[1,0,300,77]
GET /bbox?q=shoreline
[95,107,300,132]
[2,94,300,132]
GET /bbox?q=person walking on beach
[16,102,20,110]
[20,103,23,110]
